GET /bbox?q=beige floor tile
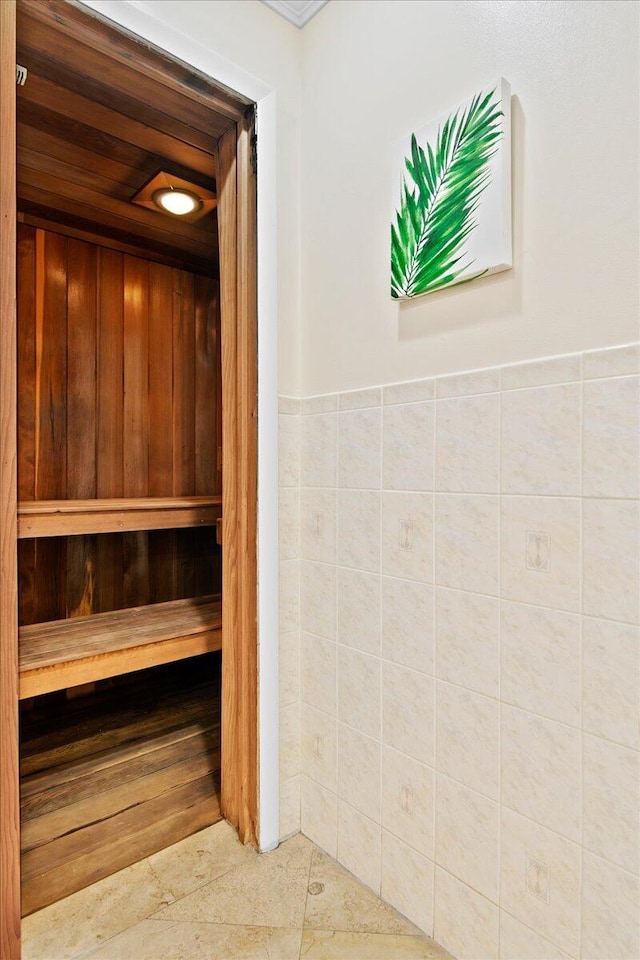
[304,847,419,935]
[154,833,314,929]
[300,929,451,959]
[22,858,166,960]
[83,918,303,960]
[146,820,257,903]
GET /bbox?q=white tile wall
[283,342,640,960]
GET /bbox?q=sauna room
[2,0,257,930]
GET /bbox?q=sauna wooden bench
[17,496,223,538]
[19,595,223,700]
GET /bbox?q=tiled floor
[23,823,453,960]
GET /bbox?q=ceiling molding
[260,0,329,28]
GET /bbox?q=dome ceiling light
[131,171,216,223]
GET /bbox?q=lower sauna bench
[20,655,222,916]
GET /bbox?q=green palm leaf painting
[391,81,511,299]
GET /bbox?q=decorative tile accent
[526,856,550,904]
[382,492,434,582]
[382,745,435,859]
[301,704,337,791]
[301,489,337,564]
[501,497,580,612]
[525,532,550,572]
[500,809,581,957]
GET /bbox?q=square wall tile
[434,868,499,960]
[581,852,640,960]
[301,704,337,791]
[382,402,434,491]
[280,559,300,633]
[501,601,580,726]
[583,617,640,748]
[303,395,338,414]
[279,412,300,488]
[338,408,381,489]
[279,775,300,839]
[436,682,499,799]
[337,568,380,655]
[583,376,640,498]
[381,831,434,935]
[500,808,581,958]
[501,497,580,612]
[583,498,640,624]
[382,662,435,767]
[583,734,640,875]
[337,646,380,739]
[300,633,336,716]
[337,801,381,894]
[501,705,581,843]
[337,723,381,822]
[300,561,336,640]
[499,912,575,960]
[300,488,336,564]
[436,587,499,698]
[301,776,337,858]
[301,412,337,488]
[435,774,499,902]
[337,490,381,572]
[436,393,500,493]
[501,384,581,496]
[381,745,435,858]
[280,701,300,782]
[279,487,299,561]
[436,494,500,596]
[381,577,434,675]
[280,631,299,709]
[382,492,433,582]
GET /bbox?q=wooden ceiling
[16,0,250,276]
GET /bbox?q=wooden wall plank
[195,275,217,497]
[0,1,21,952]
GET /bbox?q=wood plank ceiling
[16,0,248,276]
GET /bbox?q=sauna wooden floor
[20,657,222,917]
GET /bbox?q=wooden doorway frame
[0,4,258,956]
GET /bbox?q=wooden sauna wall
[17,223,222,627]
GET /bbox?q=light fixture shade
[131,171,216,222]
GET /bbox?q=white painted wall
[300,0,640,395]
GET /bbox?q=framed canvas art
[391,78,511,300]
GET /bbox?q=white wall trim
[79,0,281,853]
[261,0,328,29]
